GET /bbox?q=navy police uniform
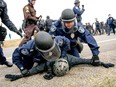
[73,5,85,22]
[49,19,100,57]
[94,20,101,35]
[12,36,70,70]
[106,17,115,35]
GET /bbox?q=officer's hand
[20,69,30,77]
[91,55,101,66]
[43,73,54,80]
[39,15,42,18]
[101,62,115,68]
[37,15,42,19]
[5,74,23,81]
[82,5,84,8]
[16,30,23,38]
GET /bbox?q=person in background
[0,0,22,67]
[73,0,85,23]
[106,14,115,35]
[19,0,42,46]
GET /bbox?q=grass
[3,39,22,48]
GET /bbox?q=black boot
[3,61,13,67]
[91,55,100,66]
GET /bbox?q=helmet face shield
[36,40,61,61]
[62,19,78,34]
[35,31,61,61]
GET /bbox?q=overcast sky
[3,0,116,40]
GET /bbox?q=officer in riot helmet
[0,0,22,67]
[35,31,61,61]
[49,8,100,66]
[10,31,70,77]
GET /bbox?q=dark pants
[28,54,91,75]
[68,47,80,57]
[94,28,101,35]
[0,46,6,64]
[107,25,115,35]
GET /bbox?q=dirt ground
[2,39,22,48]
[0,38,116,87]
[0,49,116,87]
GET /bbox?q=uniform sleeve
[61,37,71,57]
[12,48,23,69]
[63,37,70,51]
[1,2,18,33]
[49,19,61,35]
[78,26,100,56]
[73,6,84,16]
[23,6,37,21]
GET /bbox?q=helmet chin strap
[62,20,78,34]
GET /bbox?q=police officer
[73,0,85,23]
[12,31,70,76]
[45,16,53,32]
[49,9,100,66]
[0,0,22,67]
[19,0,41,46]
[94,18,101,35]
[106,14,115,35]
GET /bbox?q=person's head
[61,9,76,29]
[95,18,98,21]
[74,0,80,6]
[53,58,69,76]
[28,0,36,5]
[34,31,61,61]
[46,16,50,19]
[108,14,111,17]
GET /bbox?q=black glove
[101,62,115,68]
[91,55,100,66]
[5,74,22,81]
[82,5,84,8]
[43,71,54,80]
[16,30,23,38]
[20,69,30,77]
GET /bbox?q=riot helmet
[28,0,36,3]
[46,16,50,19]
[61,9,76,22]
[53,58,69,76]
[61,9,78,33]
[74,0,80,4]
[34,31,61,61]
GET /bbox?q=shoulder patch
[75,7,79,9]
[78,27,85,33]
[50,25,56,32]
[25,6,29,12]
[21,49,29,55]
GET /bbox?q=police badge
[71,33,75,38]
